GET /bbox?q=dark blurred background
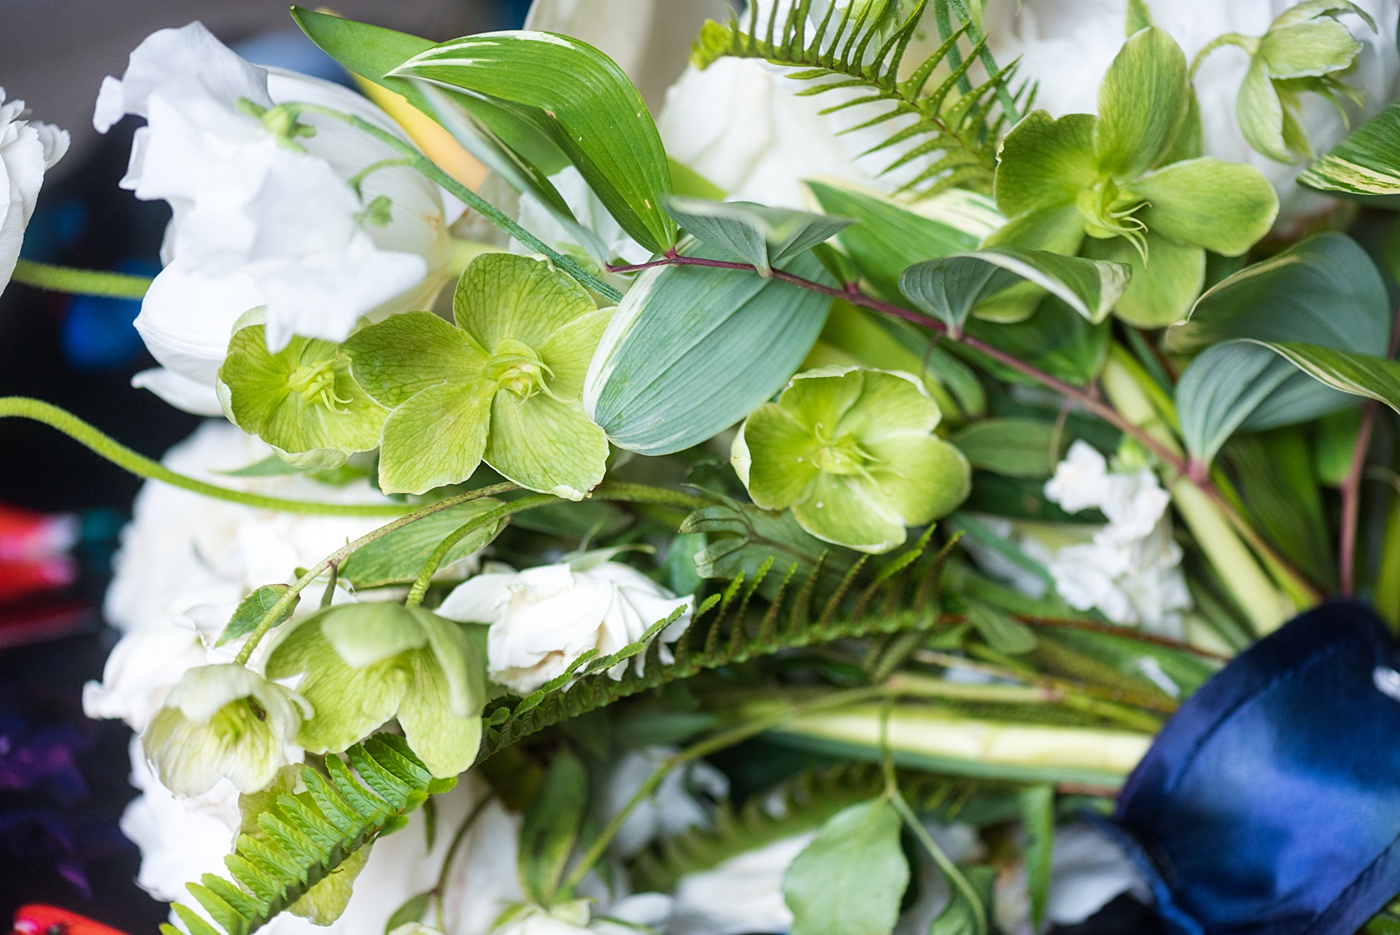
[0,1,526,925]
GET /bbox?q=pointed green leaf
[391,31,677,254]
[1131,157,1279,256]
[967,602,1037,655]
[783,797,910,935]
[663,196,852,276]
[929,866,995,935]
[218,585,299,647]
[1300,99,1400,196]
[384,893,433,934]
[339,499,509,589]
[680,500,858,599]
[1019,785,1055,930]
[518,750,588,906]
[1095,27,1192,177]
[221,325,387,464]
[961,295,1110,387]
[899,247,1130,332]
[585,248,833,455]
[949,419,1064,479]
[1252,340,1400,413]
[1177,343,1299,465]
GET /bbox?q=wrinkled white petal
[131,367,225,416]
[668,834,815,935]
[0,87,67,294]
[1044,441,1110,514]
[605,747,729,857]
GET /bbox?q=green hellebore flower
[141,663,310,796]
[731,367,971,554]
[991,27,1280,327]
[345,253,612,497]
[265,603,487,778]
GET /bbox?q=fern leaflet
[691,0,1032,198]
[162,734,453,935]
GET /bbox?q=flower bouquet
[7,0,1400,932]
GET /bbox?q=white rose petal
[0,88,68,296]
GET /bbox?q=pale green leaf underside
[664,195,852,276]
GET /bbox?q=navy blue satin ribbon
[1100,601,1400,935]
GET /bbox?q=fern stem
[275,103,622,303]
[0,396,418,517]
[591,481,715,512]
[403,494,557,607]
[10,259,153,298]
[233,482,518,664]
[560,685,887,897]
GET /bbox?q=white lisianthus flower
[1,88,68,296]
[140,663,309,795]
[95,22,457,415]
[437,556,694,694]
[982,0,1400,226]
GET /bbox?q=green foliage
[929,865,995,935]
[518,750,589,906]
[1019,785,1055,929]
[585,247,833,456]
[390,30,677,255]
[783,796,910,935]
[948,419,1064,479]
[338,499,509,589]
[693,0,1030,198]
[478,531,958,760]
[681,500,857,600]
[160,735,454,935]
[1301,97,1400,195]
[664,196,852,276]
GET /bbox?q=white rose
[666,834,813,935]
[437,556,694,694]
[983,0,1400,225]
[95,22,456,415]
[0,88,68,296]
[82,620,230,731]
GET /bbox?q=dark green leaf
[384,892,431,934]
[218,585,298,647]
[950,419,1064,479]
[929,865,995,935]
[518,749,589,905]
[967,602,1038,655]
[1019,785,1055,930]
[960,296,1111,387]
[680,501,855,600]
[1300,99,1400,197]
[783,797,910,935]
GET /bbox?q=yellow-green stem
[10,259,153,298]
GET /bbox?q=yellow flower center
[287,360,353,413]
[487,338,560,401]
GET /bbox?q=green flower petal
[454,253,597,351]
[320,604,429,669]
[220,325,387,461]
[1260,20,1361,79]
[780,367,865,436]
[411,610,484,719]
[1133,158,1280,255]
[994,112,1098,218]
[397,646,483,778]
[1085,232,1204,328]
[377,383,493,496]
[1237,55,1297,163]
[484,391,609,500]
[836,370,941,443]
[539,308,614,400]
[1095,27,1192,178]
[735,404,822,510]
[344,311,485,408]
[863,434,971,524]
[983,204,1088,255]
[791,472,907,553]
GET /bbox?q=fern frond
[692,0,1029,198]
[479,531,958,760]
[164,735,452,935]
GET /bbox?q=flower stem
[9,259,153,299]
[403,494,557,607]
[0,396,417,516]
[232,483,517,665]
[1339,303,1400,596]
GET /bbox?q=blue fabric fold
[1105,601,1400,935]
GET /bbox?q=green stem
[277,103,622,304]
[403,494,557,607]
[0,396,418,516]
[1190,33,1256,78]
[9,259,153,299]
[233,483,517,664]
[559,686,885,897]
[590,480,714,513]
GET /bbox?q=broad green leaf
[1094,27,1192,178]
[1019,785,1055,930]
[518,750,588,906]
[967,602,1037,655]
[949,419,1064,479]
[929,866,995,935]
[1255,340,1400,413]
[217,585,298,648]
[338,499,509,589]
[899,247,1130,333]
[806,181,997,300]
[1300,99,1400,195]
[1131,157,1279,256]
[1225,429,1335,589]
[783,797,910,935]
[1176,343,1299,465]
[585,248,834,455]
[664,196,852,276]
[960,296,1111,387]
[220,325,387,466]
[384,893,432,934]
[391,31,678,254]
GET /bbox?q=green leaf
[1094,27,1192,178]
[960,296,1111,387]
[1225,429,1335,589]
[899,247,1130,333]
[339,499,509,589]
[585,248,833,456]
[220,325,387,465]
[1253,340,1400,413]
[1126,0,1155,32]
[664,196,852,276]
[1019,786,1055,930]
[218,585,298,647]
[384,893,432,934]
[1300,99,1400,195]
[806,181,998,301]
[391,31,677,254]
[518,749,588,905]
[1177,343,1299,465]
[949,420,1064,479]
[966,602,1037,655]
[928,866,995,935]
[680,501,856,599]
[783,797,910,935]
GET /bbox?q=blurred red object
[0,506,79,563]
[12,905,129,935]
